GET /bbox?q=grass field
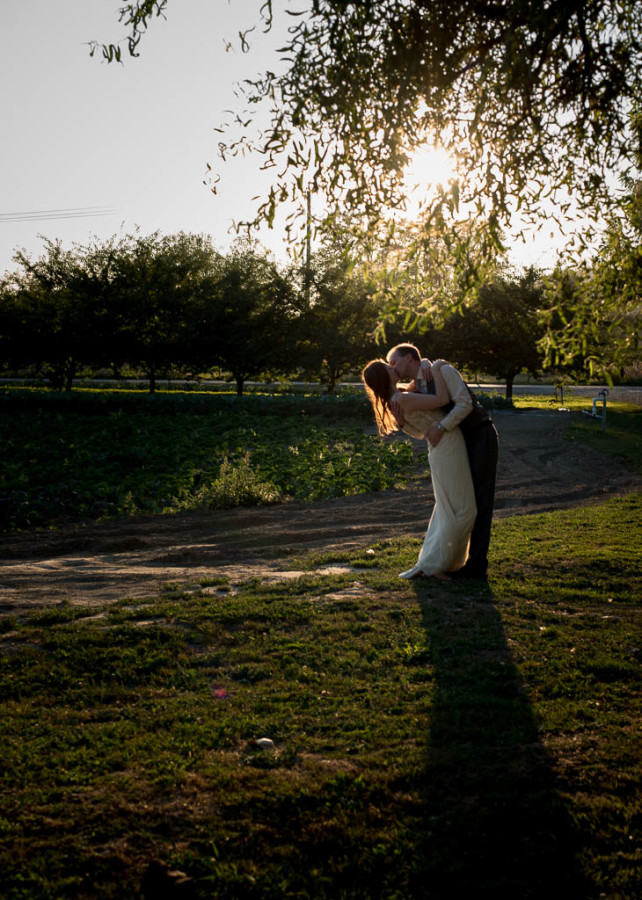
[0,389,640,898]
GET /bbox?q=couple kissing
[362,343,498,582]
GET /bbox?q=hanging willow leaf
[92,1,642,361]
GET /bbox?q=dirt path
[1,409,639,612]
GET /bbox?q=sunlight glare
[402,146,457,215]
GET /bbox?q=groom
[387,342,499,579]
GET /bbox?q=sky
[0,0,561,276]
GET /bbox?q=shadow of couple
[401,578,588,899]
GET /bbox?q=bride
[361,359,477,580]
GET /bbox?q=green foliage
[0,232,387,397]
[107,230,218,393]
[0,236,119,390]
[476,392,515,411]
[0,389,412,531]
[435,266,546,398]
[209,1,642,245]
[540,162,642,380]
[89,2,642,366]
[186,453,280,510]
[296,245,382,392]
[0,230,221,393]
[186,237,298,395]
[0,494,640,897]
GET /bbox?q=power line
[0,206,116,224]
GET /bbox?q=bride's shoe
[399,567,451,581]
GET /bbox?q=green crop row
[0,393,414,531]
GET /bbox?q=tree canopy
[91,1,642,362]
[297,245,381,392]
[0,237,120,390]
[187,237,297,395]
[95,3,641,239]
[437,266,546,398]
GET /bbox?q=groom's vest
[416,371,491,436]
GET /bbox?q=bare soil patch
[1,409,639,612]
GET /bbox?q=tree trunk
[148,369,157,394]
[235,376,244,396]
[505,373,515,400]
[64,363,76,392]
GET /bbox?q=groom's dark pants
[458,416,499,578]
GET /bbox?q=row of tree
[0,226,636,397]
[0,231,384,394]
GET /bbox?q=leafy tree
[0,232,218,391]
[110,231,216,393]
[0,238,118,390]
[590,230,642,377]
[0,275,22,374]
[542,256,641,384]
[187,239,296,395]
[541,137,642,382]
[369,215,496,342]
[296,247,381,393]
[437,266,546,398]
[539,266,600,385]
[94,0,642,357]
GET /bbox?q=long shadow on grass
[408,580,588,900]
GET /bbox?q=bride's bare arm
[396,364,449,412]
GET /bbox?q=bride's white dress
[395,396,477,578]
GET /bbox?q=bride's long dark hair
[362,360,398,436]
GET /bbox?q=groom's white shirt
[415,359,472,432]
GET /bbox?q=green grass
[1,494,640,898]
